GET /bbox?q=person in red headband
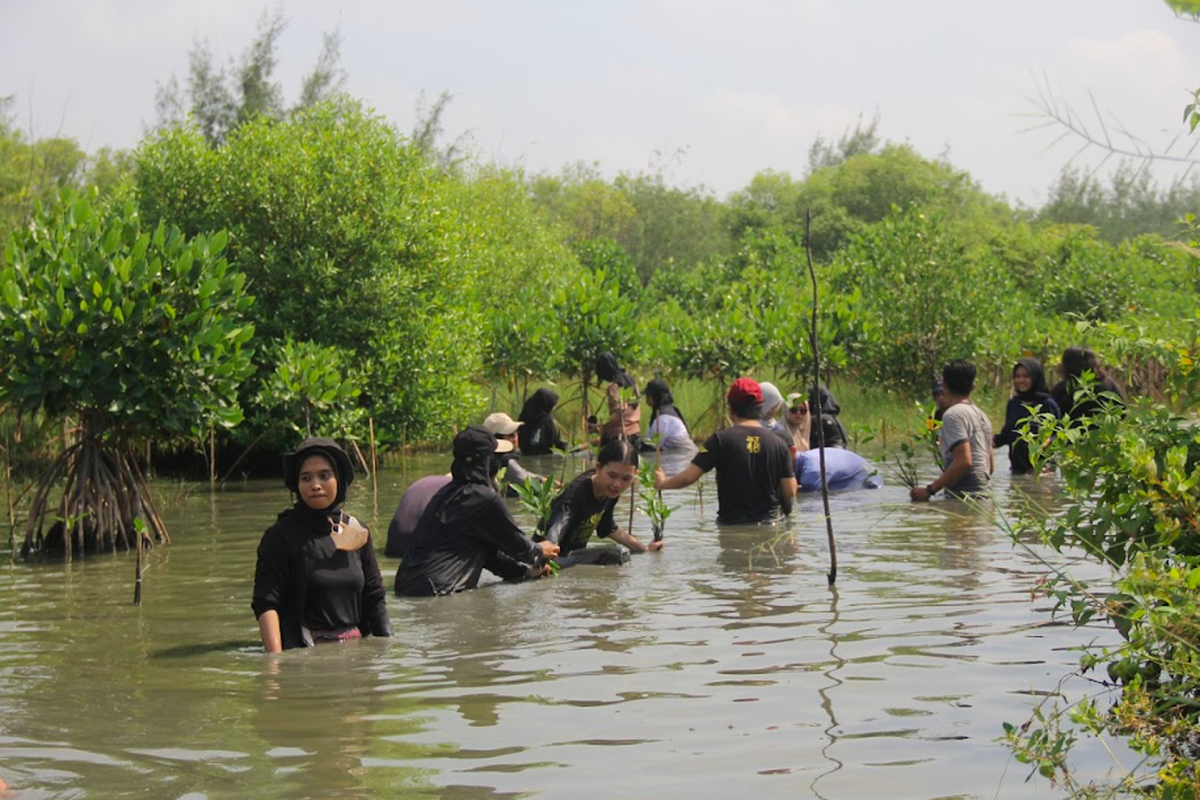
[655,377,796,524]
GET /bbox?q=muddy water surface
[0,452,1125,798]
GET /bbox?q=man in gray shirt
[911,360,993,500]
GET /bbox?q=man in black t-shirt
[655,377,797,524]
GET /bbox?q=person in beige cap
[483,412,547,496]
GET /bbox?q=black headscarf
[279,437,354,526]
[809,385,842,417]
[427,426,503,529]
[808,384,849,449]
[644,378,687,428]
[596,352,637,391]
[1014,357,1053,404]
[519,388,559,426]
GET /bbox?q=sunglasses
[788,405,808,414]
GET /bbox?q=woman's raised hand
[331,513,369,551]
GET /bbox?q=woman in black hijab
[1051,346,1126,421]
[518,388,567,455]
[809,384,849,449]
[252,437,392,652]
[594,352,641,448]
[994,357,1062,474]
[395,427,559,597]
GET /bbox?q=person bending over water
[396,427,559,596]
[252,438,392,652]
[540,439,664,566]
[655,377,797,524]
[794,448,882,492]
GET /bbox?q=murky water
[0,452,1127,798]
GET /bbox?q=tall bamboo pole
[806,208,838,586]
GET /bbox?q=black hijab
[279,437,354,527]
[1014,357,1053,404]
[596,352,637,391]
[427,426,502,529]
[809,385,842,417]
[519,388,559,426]
[644,378,686,428]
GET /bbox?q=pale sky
[3,0,1198,206]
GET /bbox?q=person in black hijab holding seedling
[396,427,560,597]
[252,438,392,652]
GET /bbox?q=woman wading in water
[539,439,664,566]
[252,438,392,652]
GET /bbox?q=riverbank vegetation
[2,19,1198,521]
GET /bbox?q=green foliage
[531,159,732,286]
[0,98,116,244]
[794,143,1007,261]
[1037,164,1200,245]
[256,339,362,438]
[135,100,481,444]
[553,268,641,380]
[0,189,254,436]
[574,237,639,298]
[460,167,580,389]
[512,474,558,531]
[637,459,678,540]
[834,205,1000,391]
[1003,322,1200,797]
[612,167,731,285]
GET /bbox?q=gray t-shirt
[938,401,993,496]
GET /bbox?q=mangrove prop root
[21,437,168,558]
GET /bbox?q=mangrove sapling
[882,409,941,490]
[513,474,557,532]
[637,465,678,542]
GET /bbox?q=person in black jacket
[1050,346,1126,422]
[994,357,1061,475]
[252,438,392,652]
[809,384,849,449]
[518,388,568,455]
[395,427,559,597]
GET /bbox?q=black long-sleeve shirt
[252,510,391,649]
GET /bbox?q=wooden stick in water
[806,207,838,586]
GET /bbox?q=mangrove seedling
[638,465,678,542]
[512,474,557,532]
[882,404,941,489]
